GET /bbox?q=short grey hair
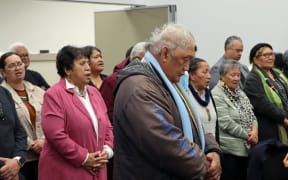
[224,35,242,50]
[130,41,148,59]
[149,23,195,55]
[8,42,27,52]
[219,59,241,76]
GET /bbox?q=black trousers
[19,173,26,180]
[20,160,38,180]
[221,153,248,180]
[107,157,114,180]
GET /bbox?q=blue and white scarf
[146,52,205,150]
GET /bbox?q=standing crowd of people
[0,23,288,180]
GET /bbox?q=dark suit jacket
[247,139,288,180]
[25,69,50,90]
[0,86,27,165]
[244,70,287,142]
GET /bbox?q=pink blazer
[39,78,113,180]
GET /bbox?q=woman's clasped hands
[83,150,108,175]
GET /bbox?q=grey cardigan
[212,82,257,156]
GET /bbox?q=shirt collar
[65,78,87,98]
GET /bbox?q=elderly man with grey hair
[209,36,249,90]
[129,41,149,61]
[8,42,50,90]
[113,24,221,180]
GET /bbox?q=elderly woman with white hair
[212,59,258,180]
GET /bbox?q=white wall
[0,0,130,53]
[141,0,288,67]
[1,0,288,69]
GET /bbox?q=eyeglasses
[230,48,243,53]
[17,54,29,59]
[258,52,274,58]
[5,61,25,70]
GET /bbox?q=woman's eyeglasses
[5,61,25,70]
[258,52,274,58]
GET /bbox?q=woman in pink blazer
[38,45,113,180]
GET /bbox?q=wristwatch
[13,156,24,167]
